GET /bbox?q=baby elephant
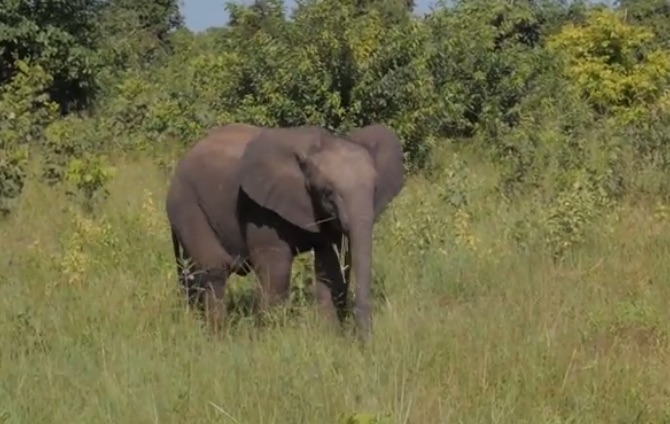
[165,122,405,342]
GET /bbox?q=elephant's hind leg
[173,208,235,334]
[193,266,229,335]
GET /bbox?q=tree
[616,0,670,48]
[548,8,670,120]
[0,0,103,112]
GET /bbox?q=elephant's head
[238,125,403,341]
[238,125,379,234]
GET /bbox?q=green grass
[2,155,670,423]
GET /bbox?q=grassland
[1,152,670,424]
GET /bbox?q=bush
[0,60,59,217]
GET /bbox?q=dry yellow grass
[1,156,670,423]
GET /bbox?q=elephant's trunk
[345,201,375,343]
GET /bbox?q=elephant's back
[173,123,263,190]
[170,123,262,262]
[191,123,264,164]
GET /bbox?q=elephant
[165,122,405,342]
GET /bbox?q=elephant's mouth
[315,212,345,237]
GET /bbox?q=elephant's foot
[188,266,229,337]
[203,282,227,336]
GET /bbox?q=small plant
[65,154,116,214]
[0,146,28,218]
[338,412,391,424]
[542,171,608,261]
[41,116,83,186]
[440,153,470,210]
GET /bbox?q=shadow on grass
[176,270,390,338]
[223,279,321,329]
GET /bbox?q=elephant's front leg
[314,243,349,325]
[249,244,294,317]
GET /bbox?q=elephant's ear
[347,124,405,218]
[239,127,321,233]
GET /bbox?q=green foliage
[42,116,115,213]
[0,60,60,142]
[547,8,670,121]
[0,0,102,111]
[0,60,59,217]
[434,152,471,210]
[42,116,87,186]
[95,0,184,89]
[0,0,184,112]
[618,0,670,49]
[64,154,115,213]
[338,412,391,424]
[542,169,612,261]
[228,0,439,152]
[426,0,551,139]
[0,146,28,218]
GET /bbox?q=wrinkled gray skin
[165,122,405,342]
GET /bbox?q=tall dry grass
[1,154,669,423]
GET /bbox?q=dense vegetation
[2,0,670,422]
